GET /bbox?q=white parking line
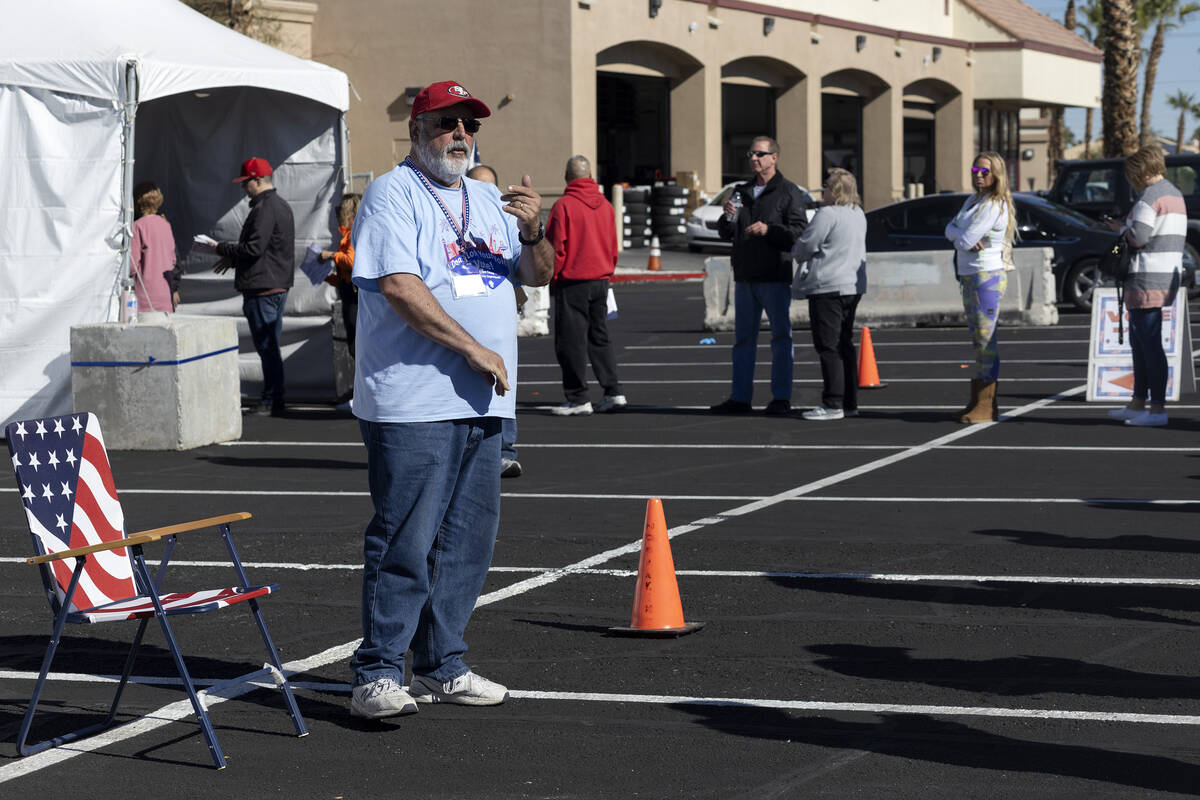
[0,672,1194,729]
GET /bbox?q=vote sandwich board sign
[1086,288,1194,401]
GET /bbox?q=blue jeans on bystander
[731,281,793,403]
[243,291,288,410]
[1128,306,1168,405]
[351,417,502,687]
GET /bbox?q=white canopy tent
[0,0,350,427]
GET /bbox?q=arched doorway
[822,68,891,208]
[720,57,805,185]
[595,41,703,188]
[903,78,962,196]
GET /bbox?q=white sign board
[1086,288,1194,401]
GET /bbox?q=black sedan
[864,192,1126,311]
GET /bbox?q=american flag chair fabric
[6,412,307,768]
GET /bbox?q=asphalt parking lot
[3,271,1200,798]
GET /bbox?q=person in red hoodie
[546,155,626,415]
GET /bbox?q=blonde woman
[130,181,179,312]
[790,168,867,420]
[944,151,1015,423]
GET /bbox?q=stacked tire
[620,187,651,250]
[651,183,689,250]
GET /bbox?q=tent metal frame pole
[119,60,139,306]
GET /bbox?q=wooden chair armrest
[27,512,253,565]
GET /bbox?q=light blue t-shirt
[351,161,522,422]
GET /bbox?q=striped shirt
[1123,178,1185,309]
[945,195,1009,275]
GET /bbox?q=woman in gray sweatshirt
[790,168,868,420]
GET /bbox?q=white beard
[414,135,471,185]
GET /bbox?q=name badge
[451,272,487,298]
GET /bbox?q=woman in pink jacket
[130,181,179,312]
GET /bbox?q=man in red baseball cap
[196,156,295,416]
[344,80,554,720]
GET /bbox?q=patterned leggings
[959,270,1007,382]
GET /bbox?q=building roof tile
[961,0,1101,57]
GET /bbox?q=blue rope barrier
[70,345,239,368]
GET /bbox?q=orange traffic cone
[858,326,886,389]
[609,498,704,637]
[647,236,662,271]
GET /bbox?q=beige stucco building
[279,0,1100,210]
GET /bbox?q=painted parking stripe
[0,671,1195,729]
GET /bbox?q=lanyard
[404,157,470,247]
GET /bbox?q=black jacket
[717,171,809,283]
[217,188,295,294]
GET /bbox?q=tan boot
[959,380,996,424]
[953,379,982,418]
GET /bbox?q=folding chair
[5,412,307,769]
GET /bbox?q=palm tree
[1139,0,1200,144]
[1076,0,1105,157]
[1047,0,1077,181]
[1103,0,1142,156]
[1166,91,1197,151]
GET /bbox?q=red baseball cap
[233,157,273,183]
[410,81,491,121]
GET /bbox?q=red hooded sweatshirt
[546,177,618,282]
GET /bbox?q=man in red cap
[346,81,553,719]
[200,157,295,416]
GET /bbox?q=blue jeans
[243,291,288,408]
[351,417,502,686]
[501,417,517,461]
[732,281,793,403]
[1128,307,1167,405]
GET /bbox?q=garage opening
[903,103,935,196]
[822,93,862,188]
[596,72,670,189]
[721,84,775,184]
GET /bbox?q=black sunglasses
[746,149,774,158]
[428,115,481,134]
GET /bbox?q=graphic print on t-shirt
[444,227,512,291]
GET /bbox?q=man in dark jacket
[546,154,625,416]
[711,136,809,416]
[211,157,295,416]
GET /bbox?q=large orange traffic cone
[858,326,886,389]
[647,236,662,271]
[609,499,704,637]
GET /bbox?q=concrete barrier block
[517,285,550,337]
[702,248,1058,331]
[70,316,241,450]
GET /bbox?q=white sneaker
[409,671,509,706]
[594,395,628,413]
[801,406,844,421]
[550,401,593,416]
[1107,406,1142,421]
[350,676,418,719]
[1125,411,1168,427]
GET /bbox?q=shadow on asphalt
[807,643,1200,701]
[766,577,1200,627]
[672,704,1200,795]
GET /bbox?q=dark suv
[1044,154,1200,294]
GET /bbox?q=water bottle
[726,191,743,222]
[726,191,743,221]
[120,281,138,324]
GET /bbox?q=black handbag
[1098,237,1132,344]
[1099,237,1131,282]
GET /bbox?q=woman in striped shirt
[944,151,1016,424]
[1108,145,1185,427]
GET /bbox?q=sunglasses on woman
[970,166,991,176]
[427,116,482,134]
